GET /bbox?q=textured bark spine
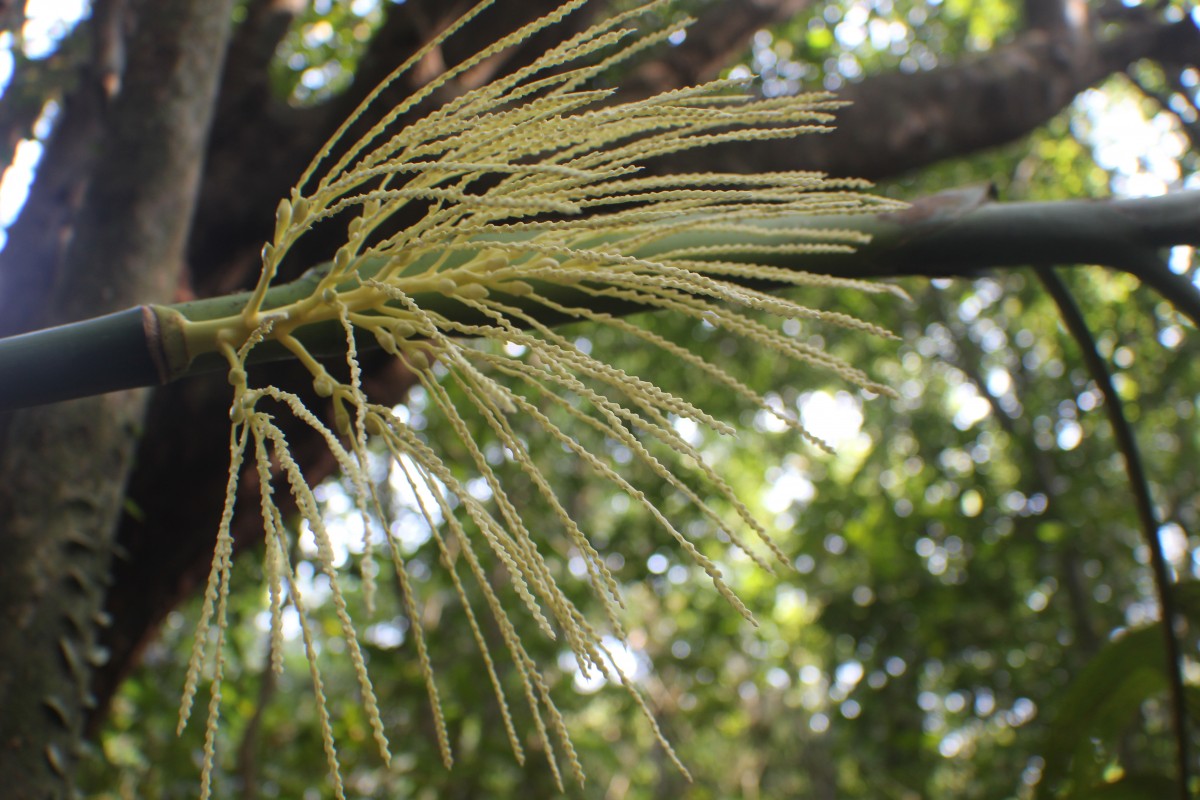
[0,0,236,795]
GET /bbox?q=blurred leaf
[1169,581,1200,623]
[1037,626,1168,797]
[1061,772,1177,800]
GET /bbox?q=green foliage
[743,0,1020,95]
[1039,625,1170,796]
[270,0,394,104]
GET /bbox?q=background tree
[0,0,1198,798]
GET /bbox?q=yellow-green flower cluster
[178,1,904,796]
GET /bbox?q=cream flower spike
[177,1,905,796]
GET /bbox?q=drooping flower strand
[178,0,907,794]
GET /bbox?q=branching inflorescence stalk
[159,2,913,795]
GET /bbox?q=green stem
[2,190,1199,409]
[0,307,164,408]
[1036,266,1192,800]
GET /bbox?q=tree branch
[1035,266,1191,800]
[659,12,1200,180]
[4,189,1199,409]
[616,0,817,100]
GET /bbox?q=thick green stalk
[0,308,164,410]
[2,189,1197,410]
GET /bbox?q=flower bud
[274,198,292,243]
[313,374,336,397]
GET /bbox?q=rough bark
[0,0,235,795]
[618,0,817,99]
[0,0,122,342]
[658,8,1200,180]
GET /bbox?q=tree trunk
[0,0,235,795]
